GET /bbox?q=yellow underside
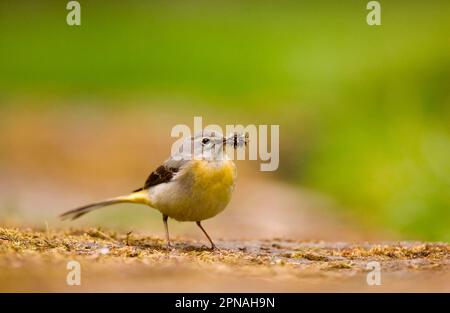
[149,160,237,221]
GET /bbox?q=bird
[60,130,247,249]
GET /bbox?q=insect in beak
[223,133,249,149]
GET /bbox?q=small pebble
[99,247,110,255]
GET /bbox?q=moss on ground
[0,227,448,292]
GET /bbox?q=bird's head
[178,130,248,161]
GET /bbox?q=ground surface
[0,227,448,292]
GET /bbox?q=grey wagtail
[60,130,247,249]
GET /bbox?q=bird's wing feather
[133,158,187,192]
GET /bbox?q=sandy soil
[0,227,448,292]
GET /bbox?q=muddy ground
[0,227,448,292]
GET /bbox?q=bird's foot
[199,244,217,251]
[165,242,174,251]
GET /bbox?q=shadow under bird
[60,131,247,249]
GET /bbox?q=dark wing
[133,165,179,192]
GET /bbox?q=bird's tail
[59,191,150,221]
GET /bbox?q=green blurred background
[0,0,449,241]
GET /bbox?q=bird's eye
[202,138,210,145]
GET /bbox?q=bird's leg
[163,214,171,249]
[196,221,216,250]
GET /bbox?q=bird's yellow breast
[190,160,236,195]
[186,160,237,219]
[149,160,237,221]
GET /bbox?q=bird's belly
[149,160,236,221]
